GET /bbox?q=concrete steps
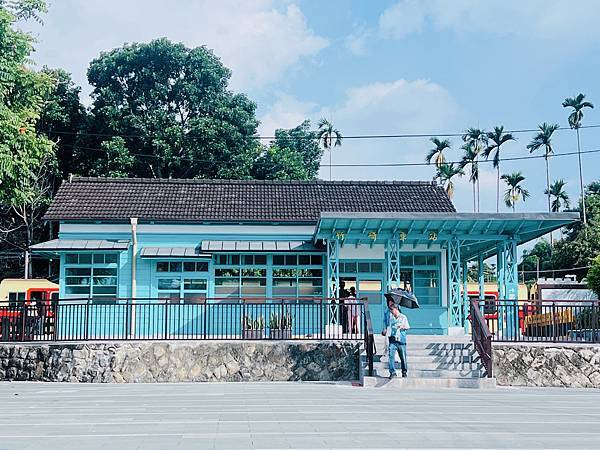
[361,334,496,389]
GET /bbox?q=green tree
[527,122,559,213]
[519,240,553,283]
[83,38,260,179]
[435,162,463,199]
[0,0,56,276]
[545,179,570,213]
[587,255,600,299]
[484,126,516,213]
[251,120,323,180]
[37,67,87,181]
[426,137,451,168]
[316,118,342,180]
[563,93,594,225]
[501,171,529,212]
[462,128,487,212]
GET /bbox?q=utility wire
[39,123,600,141]
[58,142,600,168]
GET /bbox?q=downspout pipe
[130,218,138,337]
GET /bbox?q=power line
[40,123,600,141]
[59,142,600,168]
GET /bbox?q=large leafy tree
[527,123,559,213]
[0,0,56,276]
[563,93,594,225]
[36,67,87,181]
[82,38,260,179]
[501,171,529,212]
[461,128,487,212]
[518,240,553,283]
[484,126,515,213]
[251,120,323,180]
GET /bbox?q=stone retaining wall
[493,343,600,388]
[0,341,360,383]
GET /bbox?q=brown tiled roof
[44,177,455,222]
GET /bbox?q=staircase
[362,335,496,389]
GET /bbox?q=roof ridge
[68,176,437,186]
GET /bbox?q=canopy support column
[326,237,341,328]
[447,237,462,329]
[496,242,506,334]
[478,253,485,316]
[386,235,401,291]
[504,237,519,338]
[461,260,469,332]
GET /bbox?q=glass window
[65,254,78,264]
[184,279,207,290]
[79,254,92,264]
[169,262,182,272]
[298,254,310,265]
[414,255,428,266]
[158,278,181,290]
[400,255,413,267]
[371,262,383,273]
[311,255,323,265]
[358,262,370,272]
[215,268,239,277]
[93,254,104,264]
[273,255,285,265]
[243,255,254,265]
[105,254,118,264]
[157,262,169,272]
[184,261,195,272]
[255,255,267,265]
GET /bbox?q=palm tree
[501,171,530,212]
[435,162,464,199]
[484,126,516,213]
[460,144,479,212]
[527,123,560,213]
[462,128,487,212]
[544,179,570,212]
[425,137,451,168]
[562,93,594,225]
[317,118,343,181]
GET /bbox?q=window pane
[65,286,90,295]
[184,279,207,290]
[157,262,169,272]
[241,278,266,295]
[400,255,412,266]
[358,262,370,272]
[93,276,117,286]
[298,255,310,265]
[184,262,196,272]
[414,255,428,266]
[77,254,91,264]
[215,268,239,277]
[285,255,297,265]
[66,277,90,286]
[66,268,91,276]
[93,286,117,295]
[298,279,322,296]
[93,254,104,264]
[273,255,285,265]
[169,262,182,272]
[65,254,78,264]
[215,279,240,296]
[231,255,240,265]
[242,268,266,277]
[311,255,323,265]
[105,254,118,264]
[184,293,206,304]
[255,255,267,265]
[196,261,209,271]
[94,268,117,276]
[243,255,254,265]
[273,268,296,277]
[370,262,383,273]
[427,255,437,266]
[158,278,180,290]
[273,279,296,296]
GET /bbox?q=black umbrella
[385,289,420,309]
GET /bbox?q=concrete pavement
[0,382,599,449]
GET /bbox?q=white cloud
[259,78,463,193]
[378,0,600,41]
[27,0,327,94]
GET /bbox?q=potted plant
[242,314,265,339]
[269,311,293,340]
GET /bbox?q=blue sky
[26,0,600,213]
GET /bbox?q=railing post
[592,303,598,343]
[164,301,169,340]
[551,302,557,343]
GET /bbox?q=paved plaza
[0,382,599,449]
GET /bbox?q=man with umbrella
[383,289,418,379]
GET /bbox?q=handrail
[470,299,493,378]
[362,300,375,376]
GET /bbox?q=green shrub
[588,255,600,299]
